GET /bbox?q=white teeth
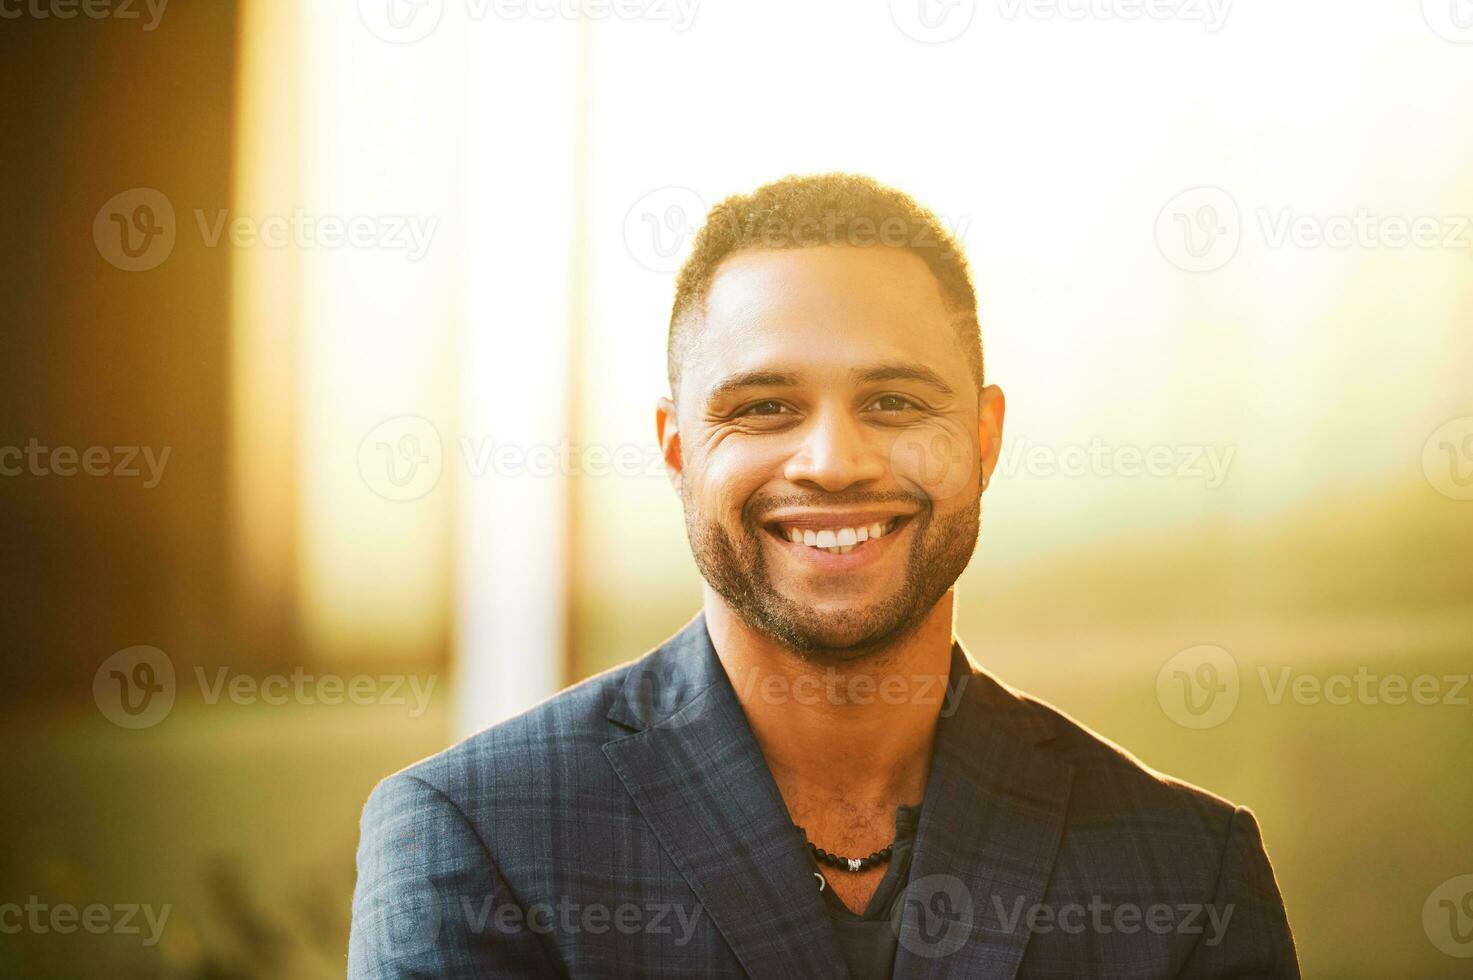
[778,520,900,552]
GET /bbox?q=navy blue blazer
[348,613,1299,978]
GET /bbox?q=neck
[703,588,956,809]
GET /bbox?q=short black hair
[667,172,982,397]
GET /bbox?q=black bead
[796,826,901,872]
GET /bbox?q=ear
[655,396,683,492]
[978,385,1005,490]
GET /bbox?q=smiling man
[349,174,1300,979]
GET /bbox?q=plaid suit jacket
[349,612,1299,978]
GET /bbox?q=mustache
[745,489,928,524]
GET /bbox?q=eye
[868,393,920,413]
[739,399,791,417]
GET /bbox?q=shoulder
[383,656,644,804]
[976,668,1247,839]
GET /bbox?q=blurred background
[2,0,1471,976]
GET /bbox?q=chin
[774,606,920,662]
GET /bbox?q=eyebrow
[705,362,955,406]
[852,363,955,398]
[705,371,800,405]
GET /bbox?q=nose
[782,408,886,492]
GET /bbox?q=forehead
[686,245,965,397]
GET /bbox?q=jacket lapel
[602,614,848,979]
[891,641,1073,979]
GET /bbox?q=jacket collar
[603,612,1072,980]
[890,636,1073,978]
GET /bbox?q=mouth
[761,513,915,557]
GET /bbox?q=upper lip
[761,509,917,530]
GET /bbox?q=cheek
[888,421,979,507]
[693,438,784,520]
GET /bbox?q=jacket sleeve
[1177,805,1300,979]
[348,773,559,979]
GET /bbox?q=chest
[820,864,888,915]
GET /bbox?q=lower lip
[762,518,913,572]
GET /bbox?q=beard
[681,483,981,664]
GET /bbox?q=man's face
[659,244,1005,661]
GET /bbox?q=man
[348,174,1299,978]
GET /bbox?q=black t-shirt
[807,803,921,980]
